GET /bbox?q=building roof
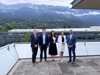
[71,0,100,9]
[8,28,91,33]
[8,27,100,33]
[8,57,100,75]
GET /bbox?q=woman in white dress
[58,31,66,62]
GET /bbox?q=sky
[0,0,100,16]
[0,0,73,7]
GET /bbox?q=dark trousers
[40,44,47,61]
[68,47,76,62]
[31,47,38,63]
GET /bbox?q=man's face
[69,30,73,34]
[42,29,46,34]
[34,29,38,34]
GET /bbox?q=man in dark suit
[39,28,49,62]
[30,29,39,66]
[66,30,77,63]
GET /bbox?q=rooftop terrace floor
[8,56,100,75]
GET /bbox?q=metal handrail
[0,45,9,50]
[0,43,14,51]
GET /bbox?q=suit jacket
[39,34,49,46]
[30,33,39,47]
[66,34,77,48]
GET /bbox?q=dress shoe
[32,63,35,66]
[40,60,42,63]
[72,61,75,64]
[61,60,63,62]
[67,60,71,63]
[45,60,47,62]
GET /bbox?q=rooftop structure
[71,0,100,9]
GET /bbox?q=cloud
[75,12,100,16]
[0,0,73,7]
[56,11,100,16]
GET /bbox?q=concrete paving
[8,56,100,75]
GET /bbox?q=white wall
[15,42,100,59]
[86,42,100,55]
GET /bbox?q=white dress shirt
[70,34,73,40]
[43,34,46,44]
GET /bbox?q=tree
[23,32,31,42]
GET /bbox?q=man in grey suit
[30,29,39,66]
[66,30,77,63]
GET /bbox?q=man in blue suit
[39,28,49,62]
[66,30,77,63]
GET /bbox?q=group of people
[30,28,77,66]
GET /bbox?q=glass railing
[1,42,100,75]
[0,43,19,75]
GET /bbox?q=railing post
[7,46,9,51]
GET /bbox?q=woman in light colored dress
[58,31,66,62]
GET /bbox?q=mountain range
[0,3,100,27]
